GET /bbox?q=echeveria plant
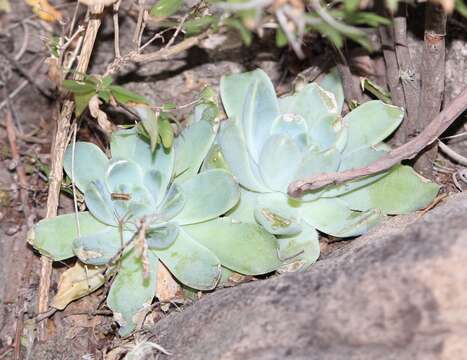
[211,69,439,270]
[29,106,283,335]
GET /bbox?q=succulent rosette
[30,106,283,335]
[212,69,439,271]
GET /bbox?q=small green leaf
[224,18,252,46]
[101,75,113,89]
[184,16,218,35]
[344,0,360,12]
[361,78,391,103]
[109,85,149,105]
[63,79,96,94]
[74,92,95,116]
[159,116,174,149]
[149,0,183,19]
[456,0,467,17]
[275,28,288,47]
[134,106,159,152]
[162,103,177,110]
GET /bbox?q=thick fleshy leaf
[278,83,338,130]
[339,165,439,214]
[143,170,163,204]
[254,206,302,236]
[106,160,144,192]
[107,249,158,336]
[318,67,344,113]
[134,106,159,152]
[63,142,109,193]
[153,228,221,290]
[174,169,239,225]
[293,147,341,201]
[184,217,283,275]
[226,188,258,223]
[253,192,301,235]
[300,197,384,237]
[201,143,230,171]
[270,113,309,149]
[146,223,179,249]
[157,184,185,221]
[276,222,319,272]
[110,129,174,195]
[51,262,105,310]
[259,134,302,192]
[174,120,216,183]
[73,226,132,266]
[309,113,345,151]
[323,146,388,197]
[343,101,404,152]
[241,77,280,160]
[218,121,268,192]
[29,212,107,261]
[220,69,275,121]
[85,180,118,226]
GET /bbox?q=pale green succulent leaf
[226,188,258,223]
[174,120,216,183]
[339,165,440,214]
[153,228,221,290]
[309,113,345,151]
[30,212,107,261]
[276,222,319,272]
[278,83,338,130]
[184,217,283,275]
[241,77,280,160]
[259,134,302,192]
[146,223,179,249]
[201,143,230,171]
[300,197,384,237]
[85,180,118,226]
[106,159,144,192]
[107,249,158,336]
[174,169,239,225]
[73,226,132,266]
[343,101,404,152]
[271,113,309,149]
[158,183,185,221]
[220,69,275,121]
[254,206,302,236]
[218,121,268,192]
[318,67,344,114]
[143,170,163,205]
[110,129,174,194]
[63,142,109,193]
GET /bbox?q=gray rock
[150,193,467,360]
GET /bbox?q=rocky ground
[150,193,467,360]
[0,1,466,359]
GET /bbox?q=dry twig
[36,4,105,341]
